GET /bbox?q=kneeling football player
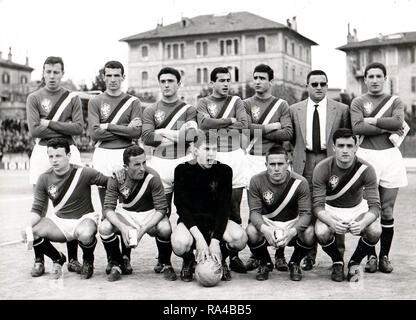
[171,130,248,282]
[23,138,109,280]
[99,145,177,282]
[313,128,381,282]
[246,145,315,281]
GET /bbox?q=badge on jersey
[41,99,52,113]
[263,190,274,205]
[209,180,218,192]
[328,175,339,190]
[251,106,260,122]
[120,186,131,199]
[363,102,374,116]
[207,103,217,117]
[47,184,58,199]
[100,103,111,121]
[154,110,165,126]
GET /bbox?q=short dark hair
[193,129,218,148]
[266,145,288,162]
[43,56,64,72]
[332,128,358,145]
[158,67,181,83]
[104,60,124,76]
[47,138,70,154]
[306,70,328,84]
[210,67,230,82]
[364,62,387,78]
[123,145,145,165]
[253,64,274,81]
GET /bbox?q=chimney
[181,17,189,28]
[353,28,358,41]
[377,33,384,41]
[8,47,12,61]
[286,18,292,28]
[26,56,29,66]
[292,16,297,31]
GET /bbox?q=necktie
[313,104,321,154]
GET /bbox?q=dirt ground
[0,170,415,300]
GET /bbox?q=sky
[1,0,415,90]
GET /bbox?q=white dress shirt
[306,97,327,151]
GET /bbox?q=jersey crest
[120,186,131,199]
[41,99,52,113]
[328,175,339,190]
[363,102,374,116]
[263,190,274,205]
[207,103,217,117]
[47,184,58,199]
[209,180,218,193]
[100,103,111,120]
[251,106,261,122]
[154,110,165,125]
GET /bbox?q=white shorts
[29,144,82,185]
[263,216,299,230]
[246,154,266,186]
[356,147,407,188]
[146,154,192,193]
[216,148,247,188]
[325,200,369,223]
[92,147,125,177]
[116,207,157,229]
[49,212,99,242]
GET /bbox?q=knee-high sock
[321,237,343,263]
[275,246,285,259]
[182,250,195,264]
[33,238,62,262]
[380,219,394,257]
[249,239,272,264]
[156,236,173,265]
[66,239,78,261]
[121,239,131,260]
[289,239,313,264]
[100,233,122,265]
[78,237,97,263]
[350,237,378,265]
[33,238,45,262]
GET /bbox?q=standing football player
[350,62,407,274]
[246,146,314,281]
[141,67,197,274]
[26,56,84,275]
[99,145,177,282]
[196,67,248,274]
[313,129,381,282]
[171,130,247,282]
[243,64,293,272]
[88,60,142,274]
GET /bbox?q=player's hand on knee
[348,221,362,236]
[209,239,222,265]
[261,225,278,247]
[334,221,349,235]
[120,225,133,247]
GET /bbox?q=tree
[90,68,106,92]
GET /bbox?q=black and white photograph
[1,0,415,310]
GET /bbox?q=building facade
[337,29,416,114]
[0,48,34,119]
[120,12,317,104]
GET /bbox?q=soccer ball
[195,259,222,287]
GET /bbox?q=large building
[337,29,416,114]
[0,47,34,119]
[120,12,317,104]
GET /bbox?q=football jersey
[350,93,405,150]
[104,167,168,214]
[248,170,312,233]
[26,87,84,145]
[31,165,108,219]
[197,95,248,152]
[88,92,142,149]
[243,95,292,155]
[142,99,196,159]
[312,156,380,217]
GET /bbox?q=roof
[120,11,318,45]
[0,59,34,72]
[337,31,416,51]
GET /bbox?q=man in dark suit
[289,70,351,270]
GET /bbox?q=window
[2,72,10,84]
[284,64,289,80]
[234,67,239,82]
[299,45,303,60]
[196,68,201,84]
[20,75,28,84]
[141,46,148,58]
[410,47,415,64]
[258,37,266,53]
[411,77,416,93]
[292,66,296,81]
[196,68,209,84]
[292,42,295,56]
[166,42,185,60]
[306,48,310,62]
[284,38,288,53]
[142,71,148,81]
[219,38,239,56]
[196,41,208,57]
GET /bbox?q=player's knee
[171,232,192,256]
[98,219,114,236]
[228,228,247,251]
[246,223,260,245]
[299,225,315,246]
[156,219,172,239]
[364,220,382,242]
[315,221,332,244]
[381,204,394,220]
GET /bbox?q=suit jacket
[289,98,351,174]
